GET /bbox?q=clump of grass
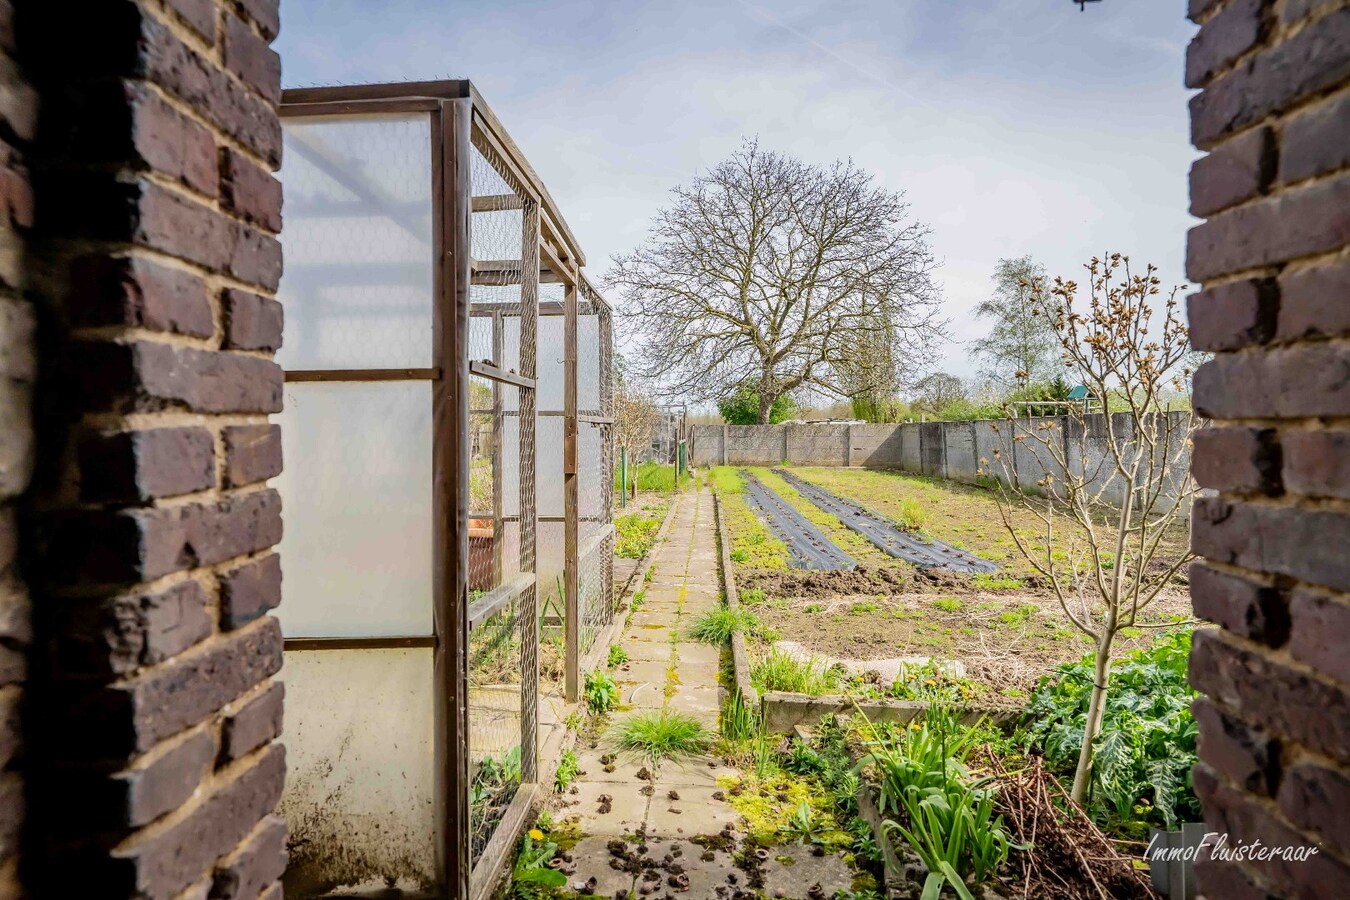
[719,688,758,743]
[614,710,710,761]
[931,596,963,613]
[752,649,841,696]
[971,573,1025,590]
[688,606,768,645]
[897,498,925,531]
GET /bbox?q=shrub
[1021,630,1199,832]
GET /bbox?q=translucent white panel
[280,648,436,894]
[278,114,433,370]
[275,381,432,638]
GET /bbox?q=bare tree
[613,377,660,498]
[971,256,1059,391]
[911,372,967,416]
[981,254,1197,805]
[608,140,946,423]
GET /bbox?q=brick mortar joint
[42,240,283,304]
[42,542,279,604]
[107,731,283,856]
[1199,623,1350,693]
[1200,760,1350,870]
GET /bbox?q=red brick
[234,0,280,41]
[222,424,281,488]
[1186,173,1350,281]
[1228,338,1350,420]
[1279,89,1350,186]
[1186,0,1267,88]
[1189,8,1350,149]
[1190,628,1350,764]
[1282,429,1350,499]
[0,687,19,770]
[211,815,286,900]
[219,148,281,233]
[1194,855,1279,900]
[1194,697,1282,797]
[223,14,280,105]
[1288,588,1350,684]
[1186,278,1277,351]
[222,289,282,351]
[1190,560,1289,645]
[58,745,288,899]
[1194,763,1350,899]
[75,340,283,416]
[1189,127,1275,217]
[164,0,216,43]
[1282,0,1344,25]
[1191,427,1281,494]
[1193,342,1350,419]
[54,729,218,832]
[1278,759,1350,851]
[50,488,282,584]
[219,682,283,765]
[1193,497,1350,593]
[1277,257,1350,341]
[53,619,283,760]
[218,553,280,630]
[79,427,215,503]
[67,255,214,339]
[53,579,213,676]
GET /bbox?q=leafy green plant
[751,649,841,696]
[584,671,619,714]
[1021,630,1199,832]
[614,710,710,761]
[719,688,758,743]
[608,644,629,667]
[553,749,580,793]
[615,512,662,559]
[688,606,769,644]
[510,830,566,897]
[785,800,829,845]
[859,708,1016,900]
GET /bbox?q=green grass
[615,512,662,559]
[708,467,790,570]
[971,573,1026,590]
[616,462,692,495]
[687,606,772,645]
[896,498,926,531]
[931,596,964,613]
[751,649,841,696]
[614,710,710,761]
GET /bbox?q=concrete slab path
[551,486,857,900]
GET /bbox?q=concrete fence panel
[785,424,849,465]
[943,422,979,482]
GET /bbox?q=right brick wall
[1185,0,1350,896]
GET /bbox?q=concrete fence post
[845,424,854,467]
[722,424,728,466]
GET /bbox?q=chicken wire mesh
[466,138,535,865]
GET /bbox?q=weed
[751,649,841,696]
[688,606,766,644]
[896,498,926,531]
[509,831,566,897]
[615,512,662,559]
[719,689,758,743]
[805,603,823,614]
[614,710,710,761]
[931,596,963,613]
[971,573,1025,590]
[850,601,879,614]
[608,644,629,667]
[584,671,619,714]
[553,749,580,793]
[996,603,1037,627]
[631,590,646,611]
[742,587,766,605]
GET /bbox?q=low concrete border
[761,692,1016,733]
[711,486,759,707]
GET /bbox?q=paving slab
[619,641,671,662]
[639,837,740,898]
[560,780,650,836]
[562,834,636,897]
[655,756,740,789]
[645,785,739,837]
[612,659,670,686]
[672,642,722,668]
[759,845,857,899]
[627,624,676,643]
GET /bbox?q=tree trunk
[758,392,774,424]
[1071,631,1115,805]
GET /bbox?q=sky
[278,0,1200,386]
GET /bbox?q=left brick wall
[17,0,286,896]
[0,0,34,895]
